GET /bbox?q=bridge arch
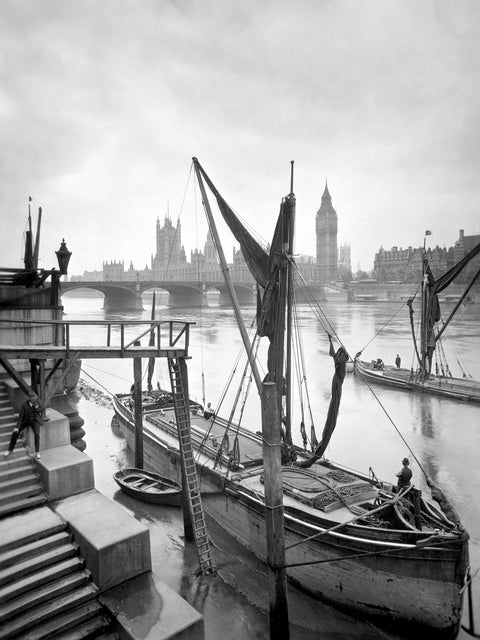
[61,282,140,311]
[61,280,256,310]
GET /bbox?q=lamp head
[55,239,72,275]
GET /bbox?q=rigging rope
[355,366,430,482]
[81,362,132,384]
[291,287,316,449]
[79,367,115,397]
[292,265,340,343]
[358,292,418,356]
[192,173,208,408]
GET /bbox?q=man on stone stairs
[3,392,43,459]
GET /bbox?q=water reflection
[416,397,435,439]
[180,572,211,611]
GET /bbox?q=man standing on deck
[395,354,401,368]
[396,458,412,490]
[3,392,43,459]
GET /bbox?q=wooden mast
[284,161,295,445]
[192,157,263,394]
[419,237,428,380]
[33,207,42,270]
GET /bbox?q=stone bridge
[60,280,257,311]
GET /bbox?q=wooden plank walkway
[0,345,188,360]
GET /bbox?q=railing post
[65,324,70,359]
[185,324,189,355]
[133,340,144,468]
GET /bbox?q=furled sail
[195,165,270,287]
[422,241,480,373]
[297,338,350,468]
[196,162,294,381]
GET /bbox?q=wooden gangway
[0,319,194,360]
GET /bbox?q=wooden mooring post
[133,352,144,468]
[262,381,290,639]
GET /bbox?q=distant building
[151,215,186,278]
[374,243,454,283]
[296,255,317,283]
[453,229,480,283]
[69,270,102,282]
[338,244,352,273]
[103,260,125,281]
[315,183,338,283]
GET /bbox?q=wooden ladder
[167,356,214,574]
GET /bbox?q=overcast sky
[1,0,479,276]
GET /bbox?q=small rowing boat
[113,468,181,506]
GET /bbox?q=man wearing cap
[396,457,412,490]
[4,392,43,460]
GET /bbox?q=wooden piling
[133,352,143,468]
[261,381,290,639]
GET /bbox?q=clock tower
[315,182,338,283]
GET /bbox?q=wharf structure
[0,261,204,639]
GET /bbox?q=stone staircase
[0,387,47,517]
[0,387,119,640]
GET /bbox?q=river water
[62,294,480,639]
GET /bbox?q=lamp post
[55,239,72,276]
[51,239,72,306]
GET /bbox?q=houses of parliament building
[100,184,348,286]
[88,185,477,286]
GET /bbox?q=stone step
[0,583,99,640]
[49,614,115,640]
[0,450,28,467]
[0,531,72,571]
[0,542,79,587]
[20,601,108,640]
[0,556,85,604]
[0,461,36,483]
[0,506,67,554]
[0,421,16,433]
[0,432,13,445]
[0,493,48,519]
[0,481,44,507]
[0,569,92,624]
[0,474,40,500]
